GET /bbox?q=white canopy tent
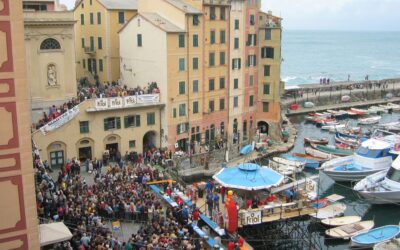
[40,222,73,247]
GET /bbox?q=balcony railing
[88,94,161,112]
[203,0,231,6]
[84,47,96,54]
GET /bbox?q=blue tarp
[240,144,253,155]
[213,163,284,191]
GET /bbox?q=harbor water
[240,111,400,250]
[282,31,400,85]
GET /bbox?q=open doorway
[143,131,157,153]
[79,146,92,162]
[257,121,269,134]
[106,143,118,162]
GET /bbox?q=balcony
[84,47,96,55]
[203,0,231,6]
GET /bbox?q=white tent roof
[40,222,73,247]
[285,85,300,90]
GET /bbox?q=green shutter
[136,115,140,127]
[124,116,128,128]
[186,122,189,132]
[177,124,180,134]
[116,117,121,129]
[104,119,108,130]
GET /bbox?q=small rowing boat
[310,144,354,157]
[351,225,400,248]
[305,147,339,160]
[281,154,320,169]
[321,216,361,227]
[309,202,346,220]
[358,116,382,125]
[304,137,329,145]
[292,152,326,162]
[325,220,374,240]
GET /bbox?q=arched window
[40,38,61,50]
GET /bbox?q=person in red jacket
[192,209,200,226]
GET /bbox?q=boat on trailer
[319,138,395,182]
[351,225,400,248]
[325,220,375,240]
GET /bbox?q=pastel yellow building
[24,9,77,123]
[120,0,283,152]
[74,0,137,83]
[33,95,164,165]
[257,11,282,139]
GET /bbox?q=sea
[282,30,400,86]
[239,112,400,250]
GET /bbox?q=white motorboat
[321,216,361,227]
[319,138,395,182]
[354,157,400,204]
[325,220,375,240]
[309,202,346,220]
[321,124,346,131]
[387,103,400,112]
[358,116,382,125]
[369,106,389,113]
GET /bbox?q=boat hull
[325,221,374,240]
[351,225,400,248]
[356,190,400,204]
[323,168,386,182]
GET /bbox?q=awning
[285,85,300,90]
[40,222,73,246]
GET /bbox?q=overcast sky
[60,0,400,31]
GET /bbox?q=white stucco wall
[119,15,169,147]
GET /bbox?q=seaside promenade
[282,77,400,115]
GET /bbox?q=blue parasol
[213,163,284,191]
[240,144,253,155]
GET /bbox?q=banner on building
[95,98,108,109]
[244,210,262,225]
[95,94,159,110]
[124,96,137,107]
[40,106,80,135]
[109,97,123,109]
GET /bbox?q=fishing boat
[315,117,337,126]
[369,106,388,114]
[358,116,382,125]
[311,144,354,157]
[327,110,348,119]
[374,238,400,250]
[281,154,320,169]
[321,124,346,131]
[321,216,361,227]
[272,157,305,172]
[292,152,326,162]
[305,147,339,160]
[334,134,360,148]
[351,107,369,115]
[268,161,297,176]
[353,157,400,204]
[336,143,357,150]
[325,220,375,240]
[319,138,395,182]
[304,137,329,145]
[346,110,360,117]
[350,225,400,248]
[309,202,346,220]
[387,103,400,112]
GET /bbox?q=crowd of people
[33,81,160,130]
[33,144,209,249]
[78,81,160,101]
[33,98,81,130]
